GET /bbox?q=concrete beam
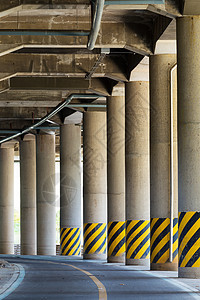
[0,80,10,93]
[0,0,89,16]
[0,53,130,82]
[147,1,181,17]
[0,2,22,18]
[104,1,180,17]
[22,0,89,5]
[0,22,155,55]
[9,77,116,96]
[130,56,149,81]
[0,1,180,19]
[0,45,24,57]
[0,90,62,107]
[0,112,64,130]
[0,89,104,107]
[0,107,53,119]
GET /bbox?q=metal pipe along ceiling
[0,93,100,144]
[87,0,105,50]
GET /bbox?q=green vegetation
[14,209,61,245]
[14,209,20,244]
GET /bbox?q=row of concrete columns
[0,74,193,278]
[0,16,200,279]
[81,16,200,280]
[0,70,192,278]
[2,134,57,256]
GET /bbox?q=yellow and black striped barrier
[173,218,178,262]
[84,223,107,255]
[179,211,200,267]
[150,218,178,264]
[108,221,125,258]
[60,227,81,256]
[126,220,150,260]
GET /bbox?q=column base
[126,258,150,268]
[37,248,56,256]
[21,245,36,256]
[0,244,14,255]
[179,267,200,278]
[151,262,178,271]
[83,253,107,260]
[108,254,125,264]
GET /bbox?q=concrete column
[36,133,56,255]
[150,54,178,271]
[0,147,14,254]
[107,96,125,263]
[20,137,36,255]
[125,81,150,267]
[60,124,81,256]
[83,111,107,260]
[172,67,178,263]
[177,16,200,278]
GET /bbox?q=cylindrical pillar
[83,111,107,260]
[0,147,14,254]
[60,124,81,256]
[150,54,178,271]
[36,133,56,255]
[172,66,178,267]
[20,137,36,255]
[177,16,200,278]
[125,81,150,267]
[107,96,125,263]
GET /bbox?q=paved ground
[1,255,200,299]
[0,259,24,299]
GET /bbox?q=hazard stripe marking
[126,220,150,260]
[179,212,200,267]
[60,227,81,256]
[84,223,107,255]
[108,221,125,257]
[150,218,178,263]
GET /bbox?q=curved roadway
[2,256,200,299]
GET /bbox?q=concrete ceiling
[0,0,196,144]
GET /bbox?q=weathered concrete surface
[177,16,200,279]
[20,137,36,255]
[107,95,125,263]
[83,111,107,260]
[0,79,9,93]
[0,18,171,56]
[0,22,152,54]
[0,53,131,82]
[150,54,177,217]
[125,81,150,267]
[0,52,134,80]
[0,90,62,107]
[0,148,14,255]
[182,0,200,15]
[36,133,56,256]
[150,54,177,271]
[9,77,113,96]
[60,124,81,229]
[172,66,178,227]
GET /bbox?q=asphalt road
[2,256,200,300]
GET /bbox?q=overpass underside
[0,0,200,281]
